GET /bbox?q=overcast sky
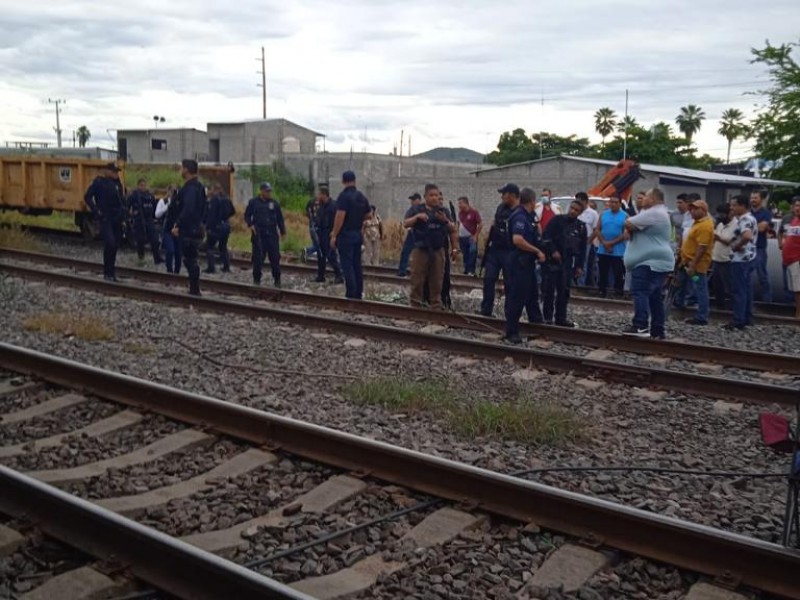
[1,0,797,162]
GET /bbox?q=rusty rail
[1,343,798,599]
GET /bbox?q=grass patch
[0,223,44,252]
[343,376,583,445]
[228,210,309,255]
[123,342,155,355]
[23,312,115,341]
[0,211,77,232]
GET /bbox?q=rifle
[478,226,495,278]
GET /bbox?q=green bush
[238,163,312,212]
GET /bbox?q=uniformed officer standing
[128,178,162,265]
[330,171,371,299]
[314,186,343,283]
[504,188,546,344]
[84,162,126,281]
[171,159,207,296]
[478,183,520,316]
[405,183,459,309]
[245,182,286,287]
[204,183,235,273]
[541,199,587,326]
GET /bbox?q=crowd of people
[84,162,800,332]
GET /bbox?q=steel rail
[2,248,798,375]
[0,343,798,599]
[1,262,798,407]
[0,466,312,600]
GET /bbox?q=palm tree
[675,105,706,145]
[718,108,747,164]
[76,126,91,148]
[650,122,673,138]
[594,107,618,147]
[616,115,639,134]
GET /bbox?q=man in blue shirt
[330,171,371,299]
[504,188,546,344]
[750,189,772,302]
[595,196,627,297]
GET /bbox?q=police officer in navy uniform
[314,186,344,283]
[479,183,520,316]
[541,198,587,326]
[245,182,286,287]
[171,159,207,296]
[330,170,371,299]
[204,182,235,273]
[504,188,546,344]
[128,178,162,265]
[84,162,126,281]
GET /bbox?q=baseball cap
[342,170,356,183]
[690,199,709,212]
[259,182,272,191]
[104,162,121,172]
[408,193,421,201]
[498,183,520,195]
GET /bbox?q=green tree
[594,107,618,148]
[750,39,800,182]
[76,125,91,148]
[486,129,591,165]
[616,115,639,134]
[675,105,706,145]
[717,108,747,164]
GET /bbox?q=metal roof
[205,118,324,136]
[472,155,799,187]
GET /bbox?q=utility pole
[48,98,66,148]
[623,89,629,161]
[256,46,266,119]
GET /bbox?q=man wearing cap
[680,198,714,325]
[171,159,207,296]
[127,178,162,266]
[397,193,422,276]
[84,162,127,282]
[711,202,736,310]
[330,170,371,299]
[245,182,286,287]
[314,185,343,283]
[478,183,519,316]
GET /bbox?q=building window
[151,139,168,151]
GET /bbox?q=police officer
[478,183,520,316]
[541,198,587,327]
[84,162,126,281]
[504,188,546,344]
[245,182,286,287]
[314,186,343,283]
[128,178,162,265]
[204,183,235,274]
[405,183,459,309]
[171,159,207,296]
[330,170,370,299]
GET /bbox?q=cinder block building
[117,128,208,164]
[207,119,322,163]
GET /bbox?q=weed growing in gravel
[0,223,43,252]
[23,312,115,341]
[344,376,583,445]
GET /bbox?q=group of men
[84,159,229,296]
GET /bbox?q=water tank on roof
[282,136,300,153]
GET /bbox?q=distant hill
[413,147,485,164]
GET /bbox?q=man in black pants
[204,183,234,273]
[128,178,162,265]
[314,186,343,283]
[541,199,586,327]
[84,162,126,281]
[478,184,519,316]
[171,159,207,296]
[245,182,286,287]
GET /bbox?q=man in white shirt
[711,203,736,310]
[576,192,598,286]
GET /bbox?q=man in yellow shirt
[680,199,714,325]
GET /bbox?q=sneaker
[555,320,577,328]
[396,271,408,278]
[622,325,649,337]
[189,289,202,297]
[503,334,523,345]
[722,322,745,331]
[542,320,553,326]
[684,318,707,326]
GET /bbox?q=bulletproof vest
[564,218,585,254]
[252,199,279,228]
[491,204,513,249]
[414,206,448,251]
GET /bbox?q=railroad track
[1,254,798,407]
[17,223,798,321]
[2,247,800,379]
[1,344,798,599]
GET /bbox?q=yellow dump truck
[0,156,235,239]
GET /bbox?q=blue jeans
[397,232,414,275]
[459,236,478,274]
[730,260,755,327]
[578,245,597,286]
[631,265,668,337]
[691,273,710,323]
[306,225,319,256]
[754,247,771,302]
[337,230,364,299]
[162,230,181,274]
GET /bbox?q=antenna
[623,89,629,160]
[256,47,266,119]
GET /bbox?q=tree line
[487,39,800,184]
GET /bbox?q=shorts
[787,262,800,292]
